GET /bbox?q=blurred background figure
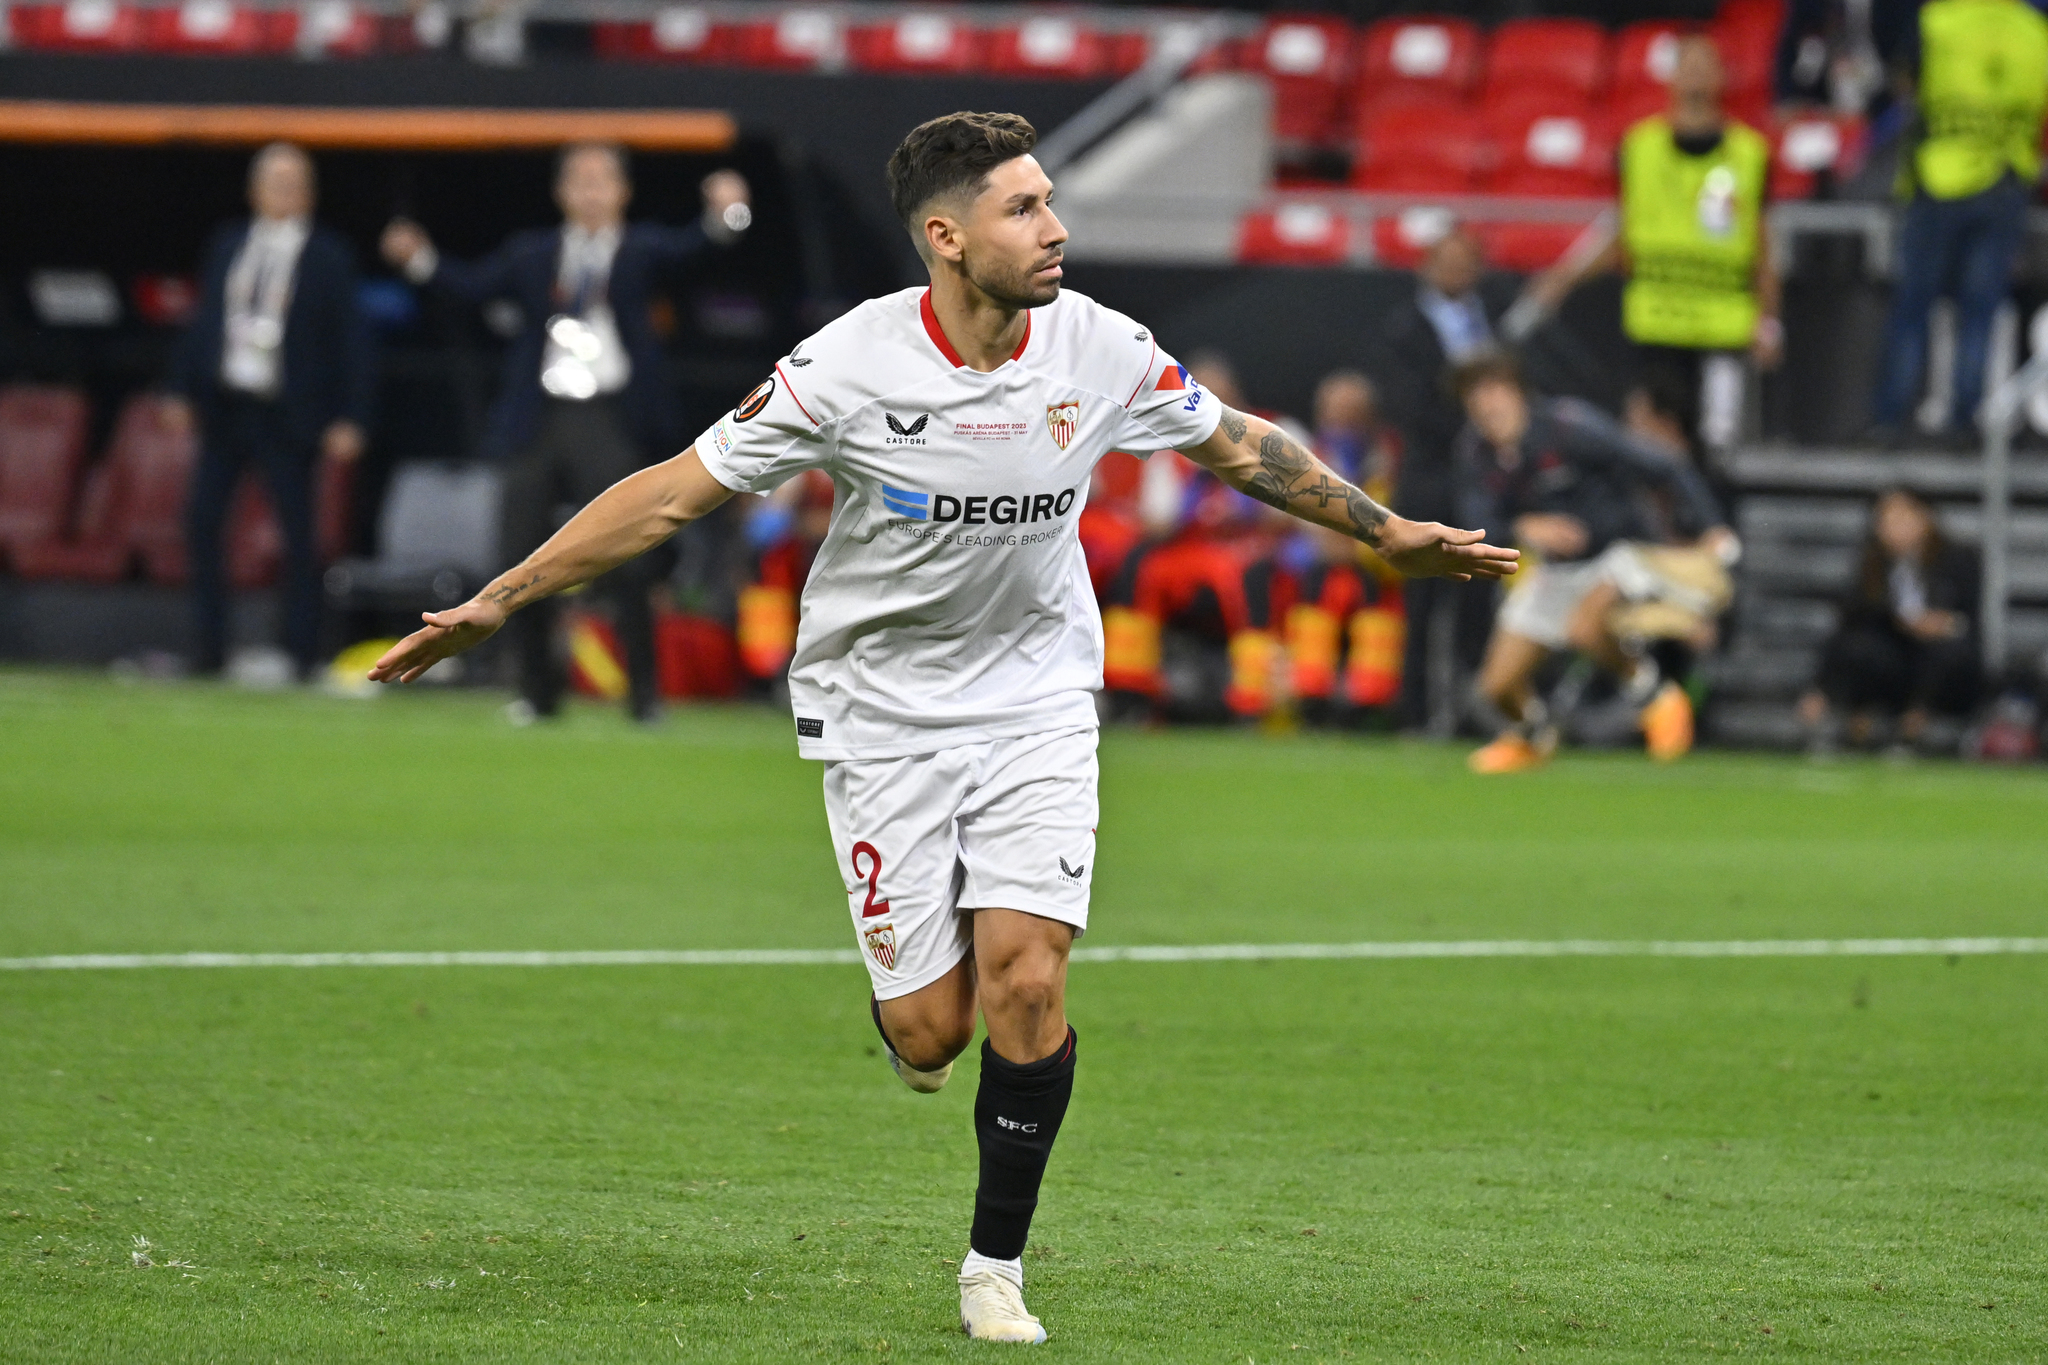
[1453,352,1733,775]
[1270,370,1407,726]
[1535,35,1782,463]
[1369,226,1500,735]
[165,141,372,682]
[1867,0,2048,447]
[381,145,751,724]
[1800,488,1981,753]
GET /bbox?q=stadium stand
[0,386,91,571]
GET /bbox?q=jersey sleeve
[1114,342,1224,454]
[693,364,832,495]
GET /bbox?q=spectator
[1453,353,1737,774]
[1534,36,1783,460]
[1774,0,1917,115]
[381,144,751,723]
[1368,225,1501,734]
[165,141,373,682]
[1868,0,2048,447]
[1799,488,1981,752]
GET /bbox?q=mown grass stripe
[5,938,2046,971]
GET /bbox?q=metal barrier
[1979,347,2048,674]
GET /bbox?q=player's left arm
[1180,406,1519,582]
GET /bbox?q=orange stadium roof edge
[0,100,737,151]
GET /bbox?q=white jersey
[695,286,1221,760]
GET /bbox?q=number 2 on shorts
[850,841,891,918]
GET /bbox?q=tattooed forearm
[1213,406,1392,547]
[481,572,544,608]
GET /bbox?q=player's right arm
[368,448,735,684]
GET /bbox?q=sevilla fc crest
[863,923,898,971]
[1045,401,1080,451]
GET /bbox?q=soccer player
[370,111,1517,1343]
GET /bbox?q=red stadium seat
[847,12,977,74]
[1357,15,1482,104]
[1476,221,1593,272]
[1712,0,1782,103]
[1610,82,1671,132]
[1238,202,1351,265]
[592,9,737,63]
[1101,29,1149,77]
[1352,102,1487,190]
[139,1,277,54]
[0,385,90,567]
[1253,15,1356,147]
[983,16,1107,79]
[12,450,131,582]
[729,9,842,70]
[1771,111,1866,198]
[8,1,144,50]
[1485,96,1615,196]
[104,397,201,587]
[1369,206,1464,268]
[1482,18,1610,103]
[226,477,280,591]
[1613,21,1688,102]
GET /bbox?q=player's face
[958,156,1067,308]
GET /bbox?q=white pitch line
[3,939,2046,971]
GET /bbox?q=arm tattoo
[1223,407,1391,547]
[482,573,543,608]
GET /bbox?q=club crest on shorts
[1045,400,1080,451]
[863,922,898,971]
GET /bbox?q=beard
[965,247,1063,308]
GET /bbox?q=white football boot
[871,996,950,1093]
[959,1265,1047,1343]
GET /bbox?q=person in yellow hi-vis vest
[1534,35,1783,461]
[1870,0,2048,445]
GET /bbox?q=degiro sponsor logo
[881,485,1078,526]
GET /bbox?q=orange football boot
[1468,728,1556,774]
[1641,681,1695,762]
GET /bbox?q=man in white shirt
[380,145,751,723]
[370,112,1516,1343]
[168,142,373,681]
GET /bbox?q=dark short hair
[885,112,1038,231]
[1450,348,1523,401]
[556,141,631,187]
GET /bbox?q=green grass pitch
[2,669,2045,1361]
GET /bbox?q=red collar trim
[919,289,1030,369]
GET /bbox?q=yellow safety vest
[1620,117,1771,351]
[1912,0,2048,200]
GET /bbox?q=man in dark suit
[166,141,374,680]
[381,143,750,723]
[1367,226,1501,733]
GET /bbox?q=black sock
[970,1027,1077,1261]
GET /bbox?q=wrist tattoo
[482,573,542,608]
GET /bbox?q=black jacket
[174,221,375,447]
[1368,288,1503,525]
[426,222,718,463]
[1454,397,1724,561]
[1841,543,1980,636]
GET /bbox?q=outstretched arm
[1179,406,1519,582]
[368,448,736,684]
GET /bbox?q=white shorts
[822,726,1098,1000]
[1496,542,1677,650]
